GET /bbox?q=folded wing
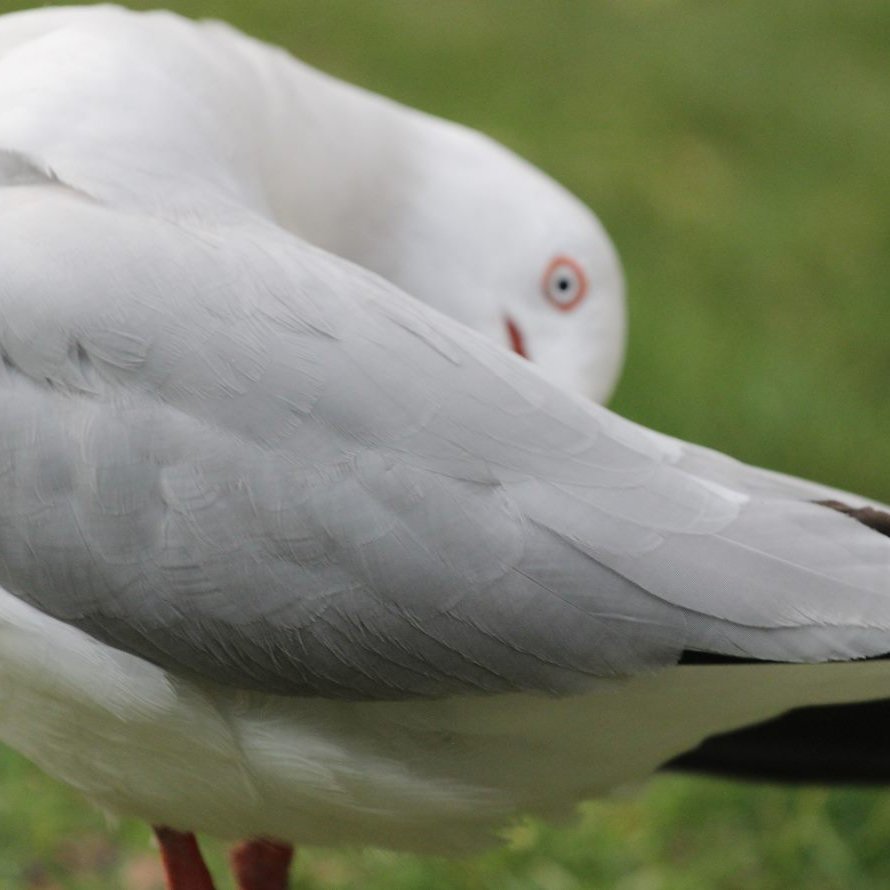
[1,183,889,700]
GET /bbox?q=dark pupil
[557,276,572,292]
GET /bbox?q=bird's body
[0,3,889,875]
[3,166,890,855]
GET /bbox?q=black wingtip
[817,499,890,538]
[665,699,890,785]
[678,651,760,666]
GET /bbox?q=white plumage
[0,4,888,861]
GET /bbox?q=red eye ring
[542,255,588,312]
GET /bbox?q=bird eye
[542,256,588,311]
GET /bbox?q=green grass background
[0,0,888,887]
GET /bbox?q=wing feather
[1,186,889,699]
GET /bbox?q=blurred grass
[0,0,888,886]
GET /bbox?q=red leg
[153,826,216,890]
[230,839,294,890]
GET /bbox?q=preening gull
[1,7,889,890]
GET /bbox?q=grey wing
[2,185,890,701]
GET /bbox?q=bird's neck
[239,33,432,276]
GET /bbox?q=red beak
[505,316,529,359]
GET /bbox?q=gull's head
[374,119,626,403]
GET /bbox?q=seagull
[2,7,890,890]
